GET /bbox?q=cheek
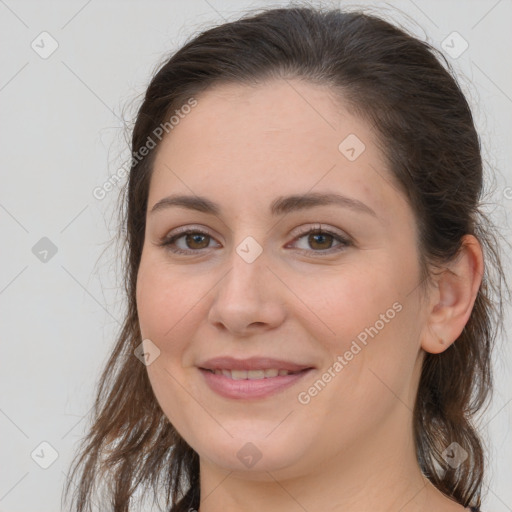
[299,262,403,343]
[136,262,203,434]
[301,257,421,392]
[136,258,202,345]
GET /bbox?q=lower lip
[199,368,313,399]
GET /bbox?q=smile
[205,368,303,379]
[199,367,313,399]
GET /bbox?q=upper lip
[198,356,314,372]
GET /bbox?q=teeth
[232,370,251,380]
[211,369,295,380]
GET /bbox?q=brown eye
[308,232,335,250]
[289,226,352,255]
[160,226,351,257]
[160,229,220,255]
[184,232,211,250]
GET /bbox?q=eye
[159,227,220,255]
[287,224,352,254]
[158,224,352,256]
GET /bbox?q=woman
[63,6,508,512]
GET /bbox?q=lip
[199,367,314,399]
[198,356,314,372]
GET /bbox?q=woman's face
[136,79,429,478]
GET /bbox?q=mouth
[198,355,314,373]
[197,356,315,399]
[197,357,314,399]
[201,368,308,380]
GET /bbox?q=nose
[207,246,287,337]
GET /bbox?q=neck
[196,410,463,512]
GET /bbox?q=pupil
[309,233,332,249]
[187,233,209,249]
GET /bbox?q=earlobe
[420,235,484,355]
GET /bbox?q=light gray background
[0,1,511,511]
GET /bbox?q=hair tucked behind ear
[63,6,509,512]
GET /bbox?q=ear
[421,235,484,355]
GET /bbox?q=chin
[191,431,310,477]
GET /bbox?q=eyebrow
[149,192,377,217]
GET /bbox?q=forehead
[160,79,356,156]
[149,79,407,222]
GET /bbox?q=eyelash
[158,224,352,256]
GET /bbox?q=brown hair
[63,6,509,512]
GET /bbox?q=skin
[136,79,483,512]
